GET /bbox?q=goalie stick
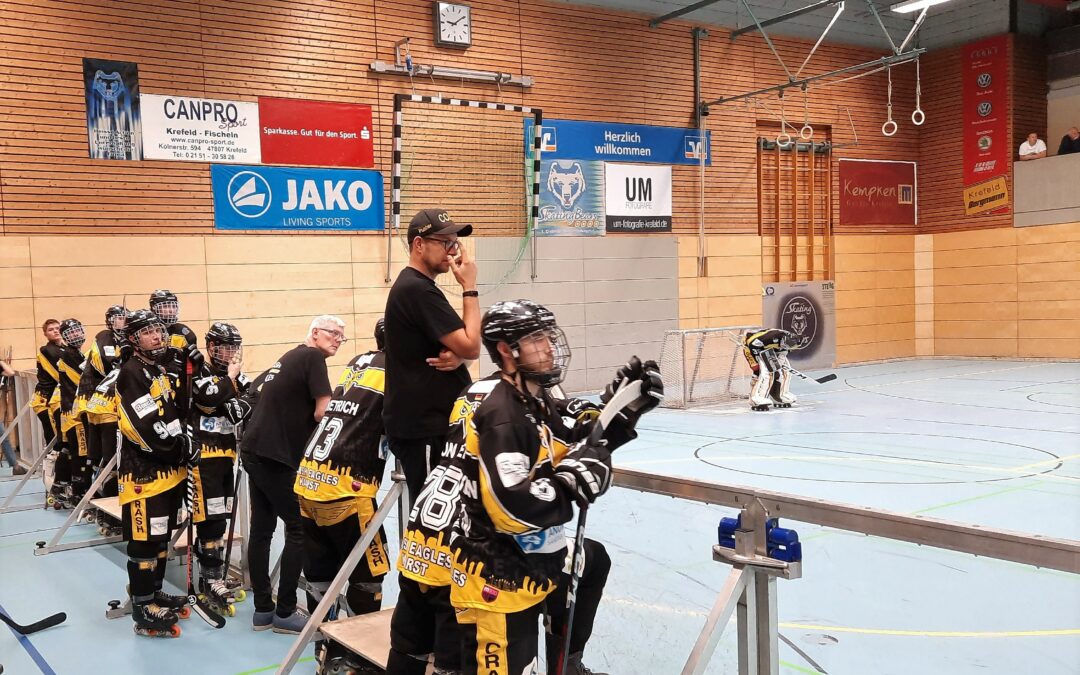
[557,379,643,675]
[784,366,837,385]
[0,608,66,635]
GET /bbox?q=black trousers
[545,538,611,664]
[244,453,305,616]
[387,576,462,674]
[388,436,445,507]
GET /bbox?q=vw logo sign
[977,102,992,117]
[976,72,992,88]
[227,171,272,218]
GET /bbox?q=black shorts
[192,456,236,523]
[122,481,184,543]
[299,495,390,583]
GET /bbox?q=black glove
[562,397,601,426]
[626,359,664,417]
[185,344,205,372]
[553,439,612,505]
[180,425,200,466]
[601,356,644,404]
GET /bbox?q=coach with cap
[384,208,481,502]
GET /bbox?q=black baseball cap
[407,208,473,244]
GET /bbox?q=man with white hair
[241,315,341,634]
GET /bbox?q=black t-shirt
[1059,134,1080,155]
[383,267,471,439]
[241,344,332,468]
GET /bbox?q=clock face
[435,2,471,47]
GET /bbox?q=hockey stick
[784,366,836,385]
[220,456,244,595]
[557,380,643,675]
[183,360,225,629]
[0,608,66,635]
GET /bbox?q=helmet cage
[150,300,179,326]
[60,321,86,350]
[508,326,570,388]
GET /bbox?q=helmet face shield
[151,300,179,326]
[131,323,168,359]
[60,322,86,350]
[208,343,242,370]
[512,326,570,387]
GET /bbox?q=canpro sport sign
[211,164,384,231]
[143,94,261,163]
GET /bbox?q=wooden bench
[319,608,433,673]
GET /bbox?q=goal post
[658,326,759,408]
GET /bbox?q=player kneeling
[116,310,200,638]
[742,328,797,411]
[443,300,661,675]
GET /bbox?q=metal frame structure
[386,93,544,284]
[613,468,1079,675]
[34,454,123,555]
[0,436,55,514]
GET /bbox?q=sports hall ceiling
[554,0,990,49]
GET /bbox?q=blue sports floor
[2,358,1078,674]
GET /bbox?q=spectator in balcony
[1058,127,1080,156]
[1018,132,1046,161]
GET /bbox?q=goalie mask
[59,318,86,350]
[481,300,570,387]
[149,289,180,326]
[105,305,127,342]
[126,309,168,361]
[374,317,386,351]
[205,322,243,371]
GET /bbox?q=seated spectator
[1058,127,1080,156]
[1018,132,1046,161]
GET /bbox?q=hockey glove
[553,439,613,505]
[186,344,205,372]
[600,356,644,404]
[180,426,201,466]
[561,397,602,426]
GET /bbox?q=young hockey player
[149,289,201,413]
[295,319,389,674]
[190,322,252,617]
[31,319,64,448]
[52,319,88,508]
[116,309,199,638]
[742,328,797,411]
[78,307,126,484]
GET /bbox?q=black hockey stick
[183,361,225,629]
[785,366,836,384]
[0,608,66,635]
[557,380,642,675]
[220,456,244,594]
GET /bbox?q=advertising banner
[604,163,672,233]
[83,57,142,160]
[525,119,710,166]
[761,281,836,370]
[963,176,1010,215]
[536,159,605,236]
[211,164,384,231]
[838,159,917,226]
[142,94,260,163]
[962,35,1009,188]
[258,97,374,167]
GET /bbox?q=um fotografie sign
[837,159,917,227]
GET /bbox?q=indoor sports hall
[1,1,1077,674]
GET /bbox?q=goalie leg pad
[750,371,774,408]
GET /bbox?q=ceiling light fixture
[889,0,953,14]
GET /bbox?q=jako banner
[211,164,384,231]
[525,119,711,166]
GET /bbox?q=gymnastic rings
[882,66,898,137]
[911,57,925,126]
[911,109,925,126]
[882,119,898,137]
[776,132,793,148]
[799,124,814,141]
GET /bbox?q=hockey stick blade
[786,366,836,385]
[0,609,66,635]
[589,380,643,443]
[188,594,226,629]
[814,373,837,384]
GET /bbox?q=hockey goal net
[658,327,757,408]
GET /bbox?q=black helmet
[205,322,243,370]
[481,300,569,387]
[105,305,127,340]
[149,290,179,326]
[374,318,386,351]
[125,309,168,359]
[59,318,86,350]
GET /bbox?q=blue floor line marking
[0,601,57,675]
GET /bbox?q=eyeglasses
[316,327,348,343]
[423,237,461,253]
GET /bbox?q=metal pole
[0,436,54,514]
[0,401,30,449]
[35,453,120,555]
[680,567,749,675]
[864,0,899,54]
[731,0,845,39]
[898,6,929,53]
[794,2,846,78]
[650,0,727,28]
[738,0,795,82]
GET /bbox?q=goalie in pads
[742,328,797,411]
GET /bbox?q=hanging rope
[882,66,897,137]
[776,91,792,148]
[911,57,925,126]
[799,86,814,141]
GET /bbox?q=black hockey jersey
[57,345,86,432]
[31,342,63,415]
[164,323,199,412]
[191,366,252,461]
[294,350,386,502]
[116,357,187,504]
[448,375,595,614]
[76,329,123,415]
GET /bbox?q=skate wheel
[169,624,181,637]
[175,605,191,620]
[233,589,247,602]
[225,604,236,617]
